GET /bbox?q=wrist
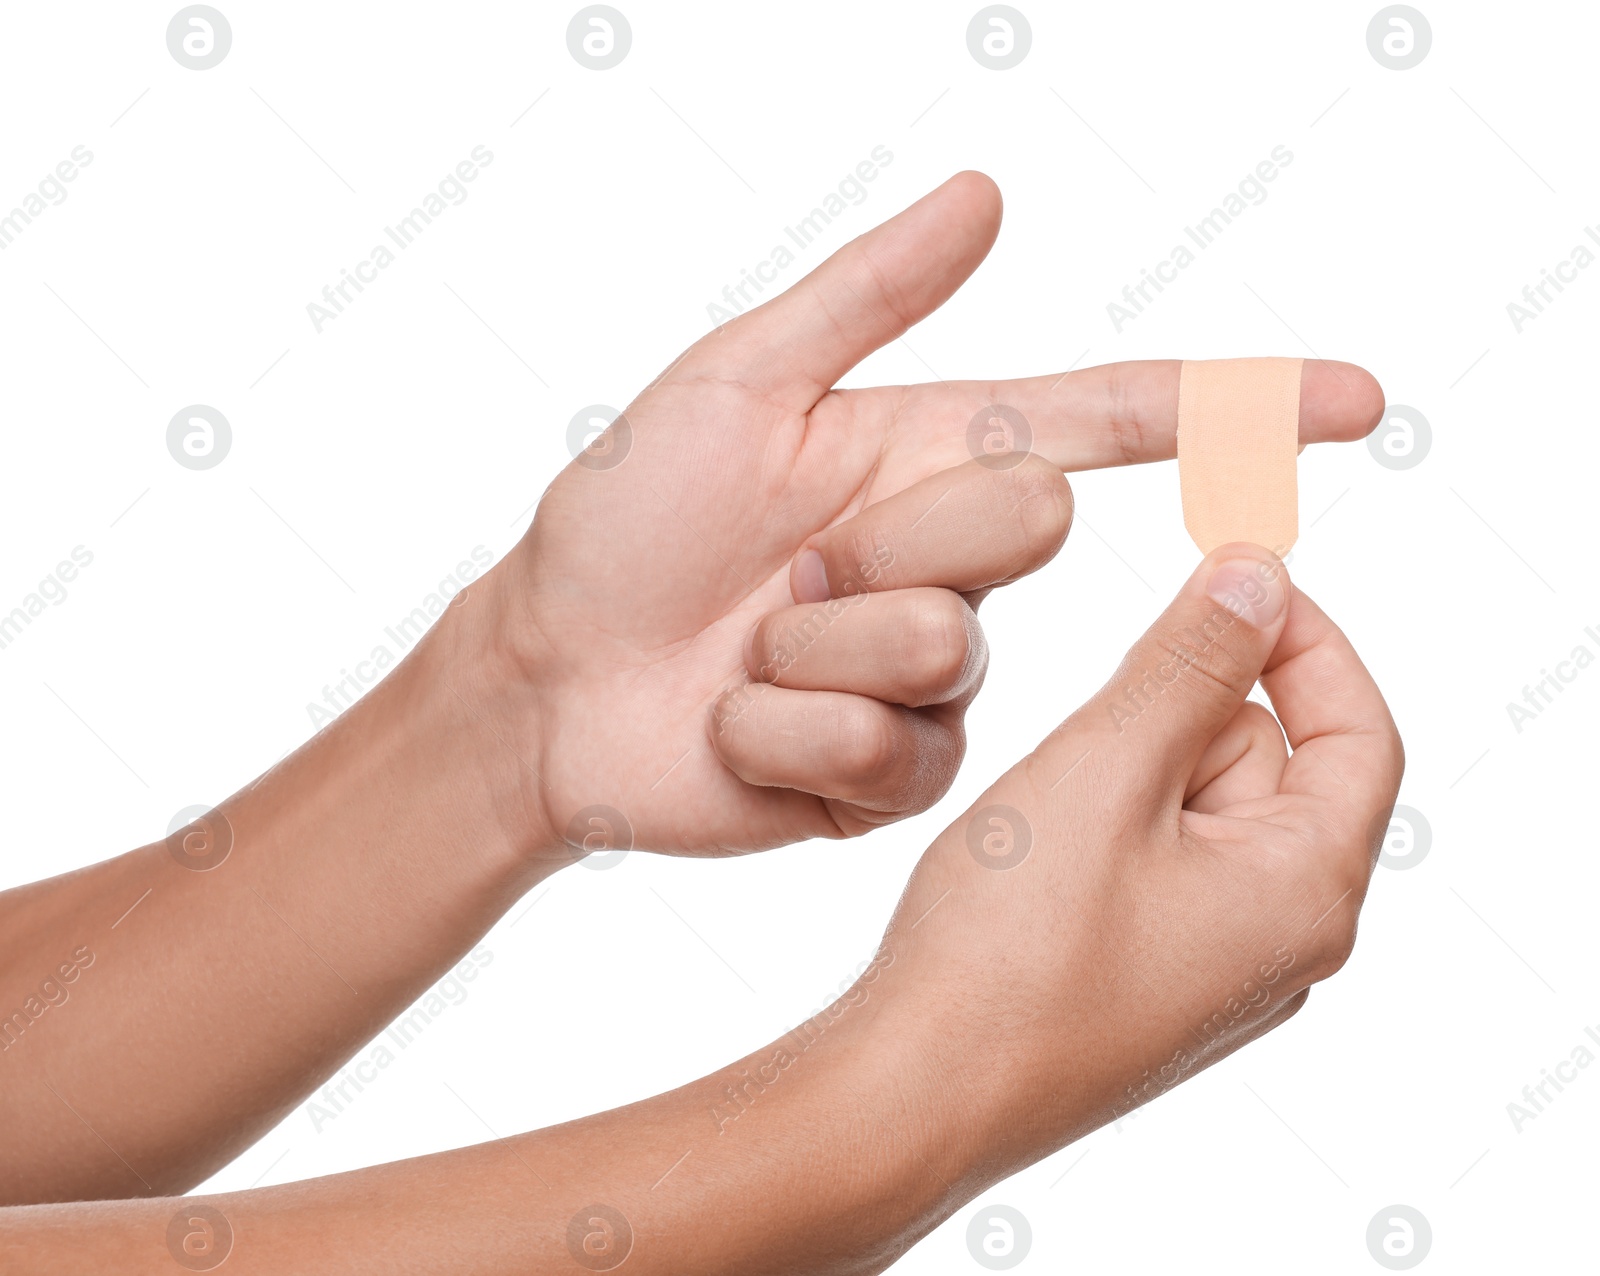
[655,988,978,1273]
[846,905,1101,1198]
[407,557,569,873]
[230,557,572,909]
[839,959,1008,1202]
[746,950,1007,1256]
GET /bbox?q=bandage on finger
[1177,357,1302,556]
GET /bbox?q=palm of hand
[520,375,949,855]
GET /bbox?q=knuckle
[1310,834,1370,905]
[1277,830,1368,978]
[753,607,830,682]
[1386,724,1407,788]
[1236,701,1285,751]
[854,248,918,333]
[906,593,975,696]
[1234,699,1277,732]
[902,746,962,815]
[1104,363,1151,466]
[1174,606,1256,690]
[1142,617,1251,707]
[1309,917,1361,982]
[833,526,896,595]
[1276,987,1311,1025]
[999,457,1074,567]
[832,702,904,790]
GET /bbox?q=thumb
[1091,544,1291,787]
[686,172,1002,411]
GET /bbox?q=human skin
[0,172,1386,1215]
[0,544,1402,1273]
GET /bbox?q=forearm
[0,565,563,1203]
[0,977,987,1275]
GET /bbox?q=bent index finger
[887,358,1385,474]
[1261,587,1403,827]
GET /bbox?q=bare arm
[0,548,1402,1274]
[0,586,559,1202]
[2,986,967,1275]
[0,171,1384,1217]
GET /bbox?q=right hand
[875,544,1403,1167]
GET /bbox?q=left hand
[482,172,1384,859]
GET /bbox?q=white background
[1,1,1595,1270]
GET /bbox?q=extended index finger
[877,358,1385,474]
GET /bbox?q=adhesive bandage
[1177,357,1303,556]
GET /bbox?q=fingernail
[1206,554,1287,628]
[792,549,829,603]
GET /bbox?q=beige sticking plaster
[1178,357,1303,556]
